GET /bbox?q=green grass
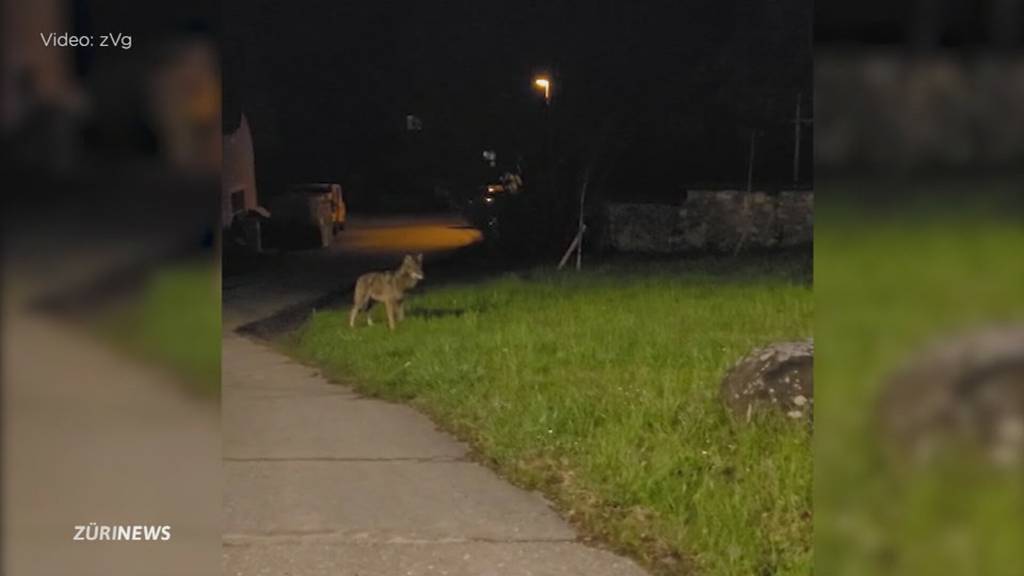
[815,193,1024,576]
[103,260,221,398]
[290,255,813,575]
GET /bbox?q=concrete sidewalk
[222,332,649,575]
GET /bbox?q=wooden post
[559,168,590,271]
[575,170,589,270]
[791,92,813,185]
[558,228,582,270]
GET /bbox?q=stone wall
[602,190,813,253]
[817,55,1024,169]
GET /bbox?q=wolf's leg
[397,299,405,322]
[349,285,366,328]
[361,299,375,326]
[385,299,396,331]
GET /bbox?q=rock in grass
[877,325,1024,467]
[721,340,814,423]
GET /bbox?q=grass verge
[102,260,221,398]
[815,191,1024,576]
[290,255,812,575]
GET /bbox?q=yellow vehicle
[292,183,346,232]
[269,183,347,248]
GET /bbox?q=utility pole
[534,75,556,202]
[792,93,813,184]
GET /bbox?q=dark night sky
[817,0,1024,46]
[224,0,812,202]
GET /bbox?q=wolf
[349,254,424,330]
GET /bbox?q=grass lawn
[102,260,221,398]
[815,186,1024,576]
[290,254,813,575]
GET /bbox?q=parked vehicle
[267,183,347,248]
[464,172,522,242]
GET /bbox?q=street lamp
[534,76,551,104]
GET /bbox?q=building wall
[222,114,259,226]
[2,0,73,131]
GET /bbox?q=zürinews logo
[73,524,172,542]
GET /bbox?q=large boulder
[720,340,814,423]
[877,325,1024,467]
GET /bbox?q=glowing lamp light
[533,77,551,102]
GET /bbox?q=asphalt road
[222,213,483,331]
[222,213,650,575]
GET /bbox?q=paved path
[3,280,220,576]
[222,334,649,575]
[222,215,649,575]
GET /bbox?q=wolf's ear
[416,253,424,263]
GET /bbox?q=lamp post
[534,77,551,105]
[533,74,563,262]
[532,76,555,194]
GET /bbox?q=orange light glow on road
[337,219,482,254]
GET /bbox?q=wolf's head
[400,253,425,282]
